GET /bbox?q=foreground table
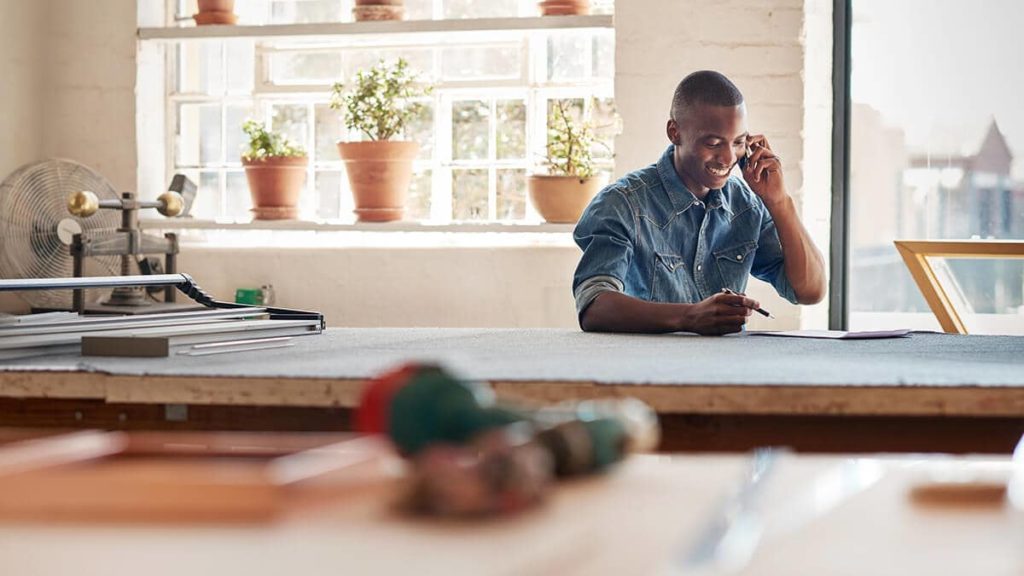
[2,329,1023,452]
[0,452,1019,576]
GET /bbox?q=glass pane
[452,169,489,220]
[226,104,254,164]
[176,41,223,95]
[405,102,434,160]
[547,33,589,82]
[226,170,252,220]
[315,170,342,219]
[268,52,342,85]
[404,0,433,20]
[342,49,434,81]
[593,30,615,80]
[496,169,525,220]
[192,171,222,220]
[939,258,1024,334]
[235,0,269,25]
[496,100,526,160]
[225,40,254,94]
[443,0,518,18]
[441,45,521,81]
[269,104,309,152]
[314,103,343,163]
[452,100,490,161]
[848,0,1024,332]
[407,169,432,221]
[590,97,617,160]
[176,103,222,166]
[269,0,344,23]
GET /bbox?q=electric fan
[0,159,121,309]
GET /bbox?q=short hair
[670,71,744,123]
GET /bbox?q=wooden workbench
[2,329,1023,453]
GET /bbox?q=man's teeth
[708,166,730,176]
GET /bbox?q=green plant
[329,58,432,142]
[544,100,603,179]
[241,119,306,161]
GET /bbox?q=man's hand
[682,292,758,336]
[742,134,787,207]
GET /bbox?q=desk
[2,329,1023,452]
[0,453,1019,576]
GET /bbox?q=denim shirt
[572,145,798,319]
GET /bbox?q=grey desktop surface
[2,329,1022,388]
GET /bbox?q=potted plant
[353,0,404,21]
[528,100,610,223]
[194,0,237,25]
[330,58,432,222]
[538,0,590,16]
[241,119,308,221]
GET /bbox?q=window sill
[138,15,613,42]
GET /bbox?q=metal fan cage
[0,159,121,309]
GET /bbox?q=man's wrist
[672,303,694,332]
[762,193,795,214]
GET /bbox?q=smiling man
[572,70,826,335]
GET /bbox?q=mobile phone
[738,148,750,170]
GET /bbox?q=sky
[851,0,1024,178]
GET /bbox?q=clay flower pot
[195,0,237,25]
[538,0,590,16]
[242,156,308,220]
[353,0,404,21]
[528,174,607,223]
[336,141,419,222]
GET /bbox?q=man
[572,70,826,335]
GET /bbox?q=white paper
[747,329,911,340]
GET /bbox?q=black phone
[738,148,750,170]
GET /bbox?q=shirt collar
[656,145,727,213]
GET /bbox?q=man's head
[666,71,747,196]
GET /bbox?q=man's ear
[666,119,681,145]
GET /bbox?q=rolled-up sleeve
[572,187,637,319]
[750,207,799,305]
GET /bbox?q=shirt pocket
[713,240,758,291]
[651,252,692,303]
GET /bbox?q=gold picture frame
[894,240,1024,334]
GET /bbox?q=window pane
[404,0,433,20]
[270,0,344,23]
[314,103,342,163]
[441,45,521,81]
[226,170,252,220]
[496,100,526,160]
[593,30,615,80]
[343,49,433,81]
[452,100,490,161]
[269,104,309,152]
[226,104,254,164]
[405,102,434,160]
[191,171,222,220]
[848,0,1024,333]
[176,103,222,166]
[407,169,432,221]
[452,169,489,220]
[225,40,255,93]
[444,0,518,18]
[590,97,617,160]
[547,34,590,82]
[316,170,342,219]
[496,169,525,220]
[269,52,342,85]
[177,41,223,95]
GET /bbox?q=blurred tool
[357,363,660,517]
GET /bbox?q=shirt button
[696,265,702,271]
[736,255,743,261]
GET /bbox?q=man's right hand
[681,292,757,335]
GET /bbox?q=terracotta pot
[242,156,308,220]
[528,174,607,223]
[336,141,419,222]
[538,0,590,16]
[195,0,236,25]
[352,5,404,21]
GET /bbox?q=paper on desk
[747,329,911,340]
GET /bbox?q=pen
[721,288,775,319]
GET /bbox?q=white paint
[1,0,831,329]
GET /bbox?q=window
[845,0,1024,334]
[161,0,615,223]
